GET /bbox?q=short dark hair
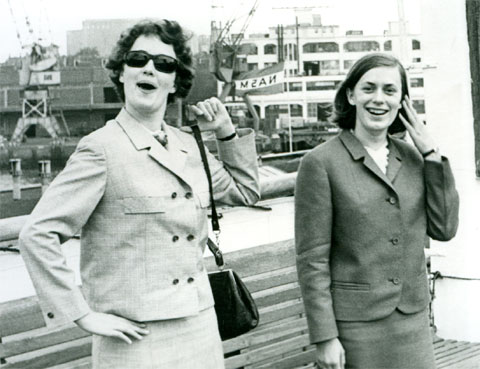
[105,19,194,104]
[332,53,409,134]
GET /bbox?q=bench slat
[0,296,45,337]
[224,317,308,354]
[244,266,298,293]
[253,283,302,308]
[47,356,91,369]
[0,326,89,358]
[205,239,296,278]
[225,334,310,368]
[258,300,305,326]
[1,337,91,369]
[251,348,316,369]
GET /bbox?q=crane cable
[6,0,25,48]
[232,0,260,47]
[38,0,53,44]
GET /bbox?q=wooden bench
[1,239,479,368]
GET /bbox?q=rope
[428,270,480,330]
[432,271,480,282]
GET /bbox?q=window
[264,44,276,55]
[302,42,339,53]
[290,104,303,117]
[343,60,356,70]
[306,81,340,91]
[344,41,380,52]
[307,102,333,120]
[320,60,340,76]
[412,100,425,114]
[410,78,424,88]
[412,39,421,50]
[304,61,320,76]
[384,40,392,51]
[247,63,258,71]
[284,44,297,61]
[238,43,258,55]
[412,57,421,63]
[307,103,318,118]
[288,82,302,91]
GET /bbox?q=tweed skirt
[337,308,435,369]
[91,307,225,369]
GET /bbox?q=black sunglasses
[124,50,178,73]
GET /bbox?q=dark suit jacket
[295,130,459,344]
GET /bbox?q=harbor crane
[6,0,69,144]
[209,0,261,129]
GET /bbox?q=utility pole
[396,0,409,65]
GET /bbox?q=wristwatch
[422,147,439,158]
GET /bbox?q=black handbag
[191,124,259,341]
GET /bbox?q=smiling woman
[17,19,260,369]
[295,53,459,369]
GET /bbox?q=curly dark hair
[332,53,409,134]
[105,19,194,105]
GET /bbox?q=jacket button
[172,278,179,285]
[187,277,195,283]
[392,278,401,285]
[387,197,397,205]
[171,192,177,199]
[172,235,179,242]
[187,234,195,241]
[391,237,399,245]
[47,312,54,319]
[185,192,193,199]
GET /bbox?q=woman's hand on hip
[188,97,236,139]
[399,96,441,161]
[75,311,149,344]
[314,338,345,369]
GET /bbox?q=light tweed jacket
[19,108,260,328]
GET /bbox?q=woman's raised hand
[188,97,236,139]
[398,96,441,161]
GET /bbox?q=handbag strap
[190,124,224,268]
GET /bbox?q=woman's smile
[347,66,402,135]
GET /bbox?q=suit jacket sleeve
[424,157,459,241]
[208,128,260,206]
[294,153,338,343]
[18,136,107,327]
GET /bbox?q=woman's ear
[346,88,355,106]
[119,70,124,84]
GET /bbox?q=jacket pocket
[331,280,370,291]
[122,197,166,214]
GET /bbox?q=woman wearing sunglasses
[19,20,260,369]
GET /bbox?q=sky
[0,0,421,62]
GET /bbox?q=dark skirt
[337,308,436,369]
[92,307,224,369]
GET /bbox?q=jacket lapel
[115,108,192,187]
[339,130,401,194]
[386,138,403,183]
